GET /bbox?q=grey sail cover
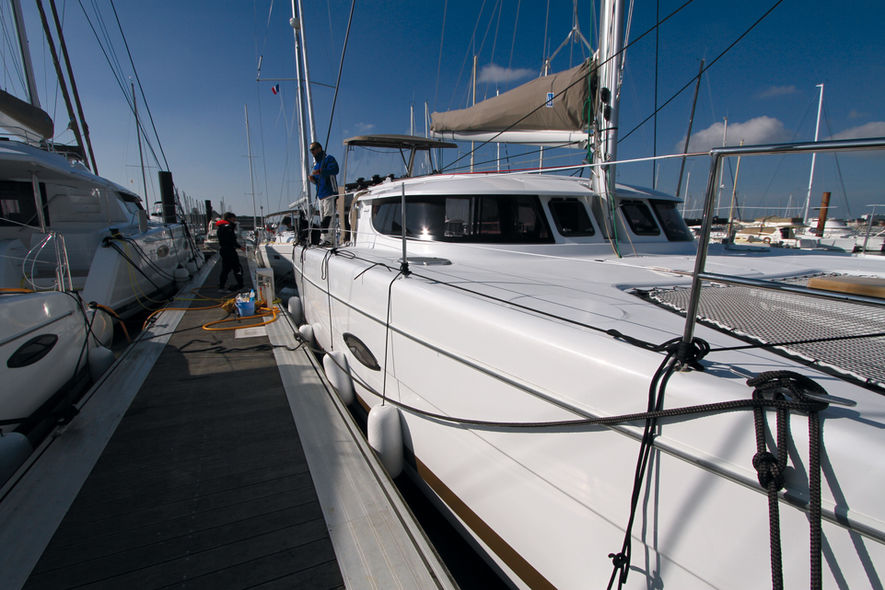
[0,89,53,140]
[431,59,591,134]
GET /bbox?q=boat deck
[0,253,454,590]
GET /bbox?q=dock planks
[23,257,344,589]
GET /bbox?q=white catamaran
[272,0,885,587]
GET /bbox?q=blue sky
[4,0,885,220]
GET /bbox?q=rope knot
[747,370,830,412]
[752,451,784,490]
[608,552,628,569]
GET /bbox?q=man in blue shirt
[309,141,339,244]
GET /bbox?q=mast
[591,0,625,202]
[295,0,317,143]
[803,83,824,224]
[10,0,41,109]
[289,7,310,209]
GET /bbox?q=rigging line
[324,0,355,148]
[109,0,169,170]
[507,0,521,70]
[441,0,698,173]
[0,6,28,92]
[432,0,447,110]
[541,0,549,70]
[254,82,272,218]
[822,107,852,218]
[75,0,161,170]
[445,0,487,110]
[619,0,786,144]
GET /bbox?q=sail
[0,89,54,141]
[430,59,591,145]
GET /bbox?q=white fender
[88,346,116,380]
[298,323,314,344]
[367,404,403,477]
[173,266,190,281]
[0,432,33,485]
[323,351,354,405]
[86,307,114,348]
[287,295,304,324]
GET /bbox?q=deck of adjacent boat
[0,254,454,590]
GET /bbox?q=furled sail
[430,59,592,146]
[0,89,54,141]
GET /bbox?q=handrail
[678,137,885,362]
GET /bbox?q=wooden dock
[0,254,455,589]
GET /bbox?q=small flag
[271,84,280,95]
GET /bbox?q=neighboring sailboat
[0,0,200,480]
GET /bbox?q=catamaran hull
[0,292,89,424]
[294,244,884,589]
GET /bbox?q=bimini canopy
[430,59,592,147]
[343,134,456,177]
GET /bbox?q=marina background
[5,0,885,218]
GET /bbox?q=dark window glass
[0,181,48,227]
[372,194,553,243]
[650,199,694,241]
[619,200,660,235]
[549,198,595,236]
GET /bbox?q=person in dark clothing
[309,141,339,243]
[216,212,244,290]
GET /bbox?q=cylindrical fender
[367,404,403,477]
[86,307,114,348]
[88,346,116,381]
[323,350,354,405]
[0,432,33,485]
[287,295,304,324]
[298,323,315,344]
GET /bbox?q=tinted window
[549,198,595,236]
[372,194,553,243]
[619,200,660,235]
[0,181,49,227]
[650,199,694,241]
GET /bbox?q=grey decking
[22,256,344,589]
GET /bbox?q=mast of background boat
[676,59,704,200]
[244,104,258,237]
[132,81,148,204]
[591,0,625,251]
[471,55,477,172]
[803,83,824,224]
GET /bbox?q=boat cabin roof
[359,172,683,203]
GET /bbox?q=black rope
[747,371,828,590]
[105,239,164,292]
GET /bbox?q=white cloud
[680,116,789,151]
[353,122,375,134]
[848,109,868,120]
[756,85,797,99]
[829,121,885,139]
[478,64,535,84]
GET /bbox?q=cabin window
[0,180,49,227]
[649,200,693,241]
[619,200,660,236]
[548,198,595,236]
[372,194,553,243]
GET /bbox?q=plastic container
[235,298,255,317]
